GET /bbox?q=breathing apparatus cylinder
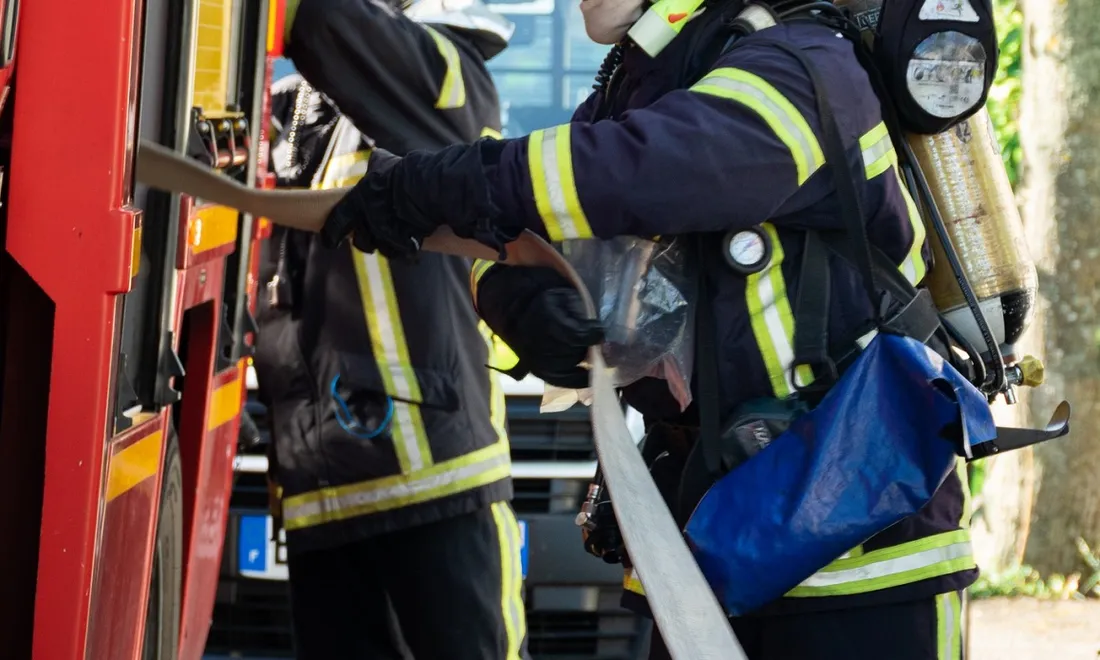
[836,0,1040,399]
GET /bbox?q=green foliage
[963,1,1024,505]
[988,0,1024,187]
[968,538,1100,600]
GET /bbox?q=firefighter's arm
[284,0,471,142]
[487,44,833,241]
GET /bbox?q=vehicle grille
[206,577,295,658]
[206,578,649,660]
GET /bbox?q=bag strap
[694,233,725,480]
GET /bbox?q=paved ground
[969,598,1100,659]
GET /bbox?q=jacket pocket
[333,351,460,413]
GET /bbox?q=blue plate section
[518,520,528,580]
[238,515,269,574]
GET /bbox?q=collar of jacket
[405,0,516,60]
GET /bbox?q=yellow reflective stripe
[745,223,812,398]
[527,125,594,242]
[469,258,496,305]
[957,459,972,526]
[478,321,512,437]
[786,529,975,597]
[691,68,824,185]
[894,165,927,286]
[425,26,466,110]
[319,151,434,474]
[858,122,927,286]
[350,251,434,474]
[623,567,646,595]
[937,591,962,660]
[859,122,893,180]
[491,502,527,659]
[320,150,371,188]
[282,442,511,529]
[481,126,503,140]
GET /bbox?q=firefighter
[253,1,529,658]
[312,0,978,657]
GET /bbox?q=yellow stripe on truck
[105,430,164,502]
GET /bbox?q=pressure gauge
[722,227,772,275]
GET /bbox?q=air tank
[837,0,1038,365]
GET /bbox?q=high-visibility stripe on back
[319,150,434,475]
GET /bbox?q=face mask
[580,0,646,44]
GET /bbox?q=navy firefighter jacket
[470,10,978,615]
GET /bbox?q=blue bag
[683,332,997,616]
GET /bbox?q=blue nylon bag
[683,332,997,616]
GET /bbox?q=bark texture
[1016,0,1100,576]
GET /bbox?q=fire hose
[135,138,746,660]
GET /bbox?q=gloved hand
[320,140,516,259]
[580,492,628,566]
[477,265,604,389]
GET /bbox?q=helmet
[405,0,515,60]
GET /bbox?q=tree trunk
[1017,0,1100,577]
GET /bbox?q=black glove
[477,265,604,389]
[320,140,516,259]
[580,489,628,566]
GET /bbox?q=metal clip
[267,275,281,308]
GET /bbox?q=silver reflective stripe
[861,132,893,175]
[694,70,823,184]
[283,449,511,522]
[534,126,581,239]
[358,251,427,472]
[797,540,973,588]
[939,592,958,659]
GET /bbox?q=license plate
[238,515,288,580]
[237,514,528,581]
[519,520,528,581]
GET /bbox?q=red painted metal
[2,0,283,656]
[85,414,170,660]
[6,0,143,656]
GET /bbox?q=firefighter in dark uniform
[312,0,976,658]
[255,1,528,658]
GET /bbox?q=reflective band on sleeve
[691,68,825,185]
[281,442,512,529]
[425,26,466,110]
[746,223,813,398]
[319,150,434,475]
[858,121,927,286]
[527,125,594,242]
[481,126,503,140]
[785,529,976,597]
[936,591,962,660]
[491,502,528,659]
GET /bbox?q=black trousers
[648,592,966,660]
[287,503,530,660]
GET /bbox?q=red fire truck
[0,0,284,658]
